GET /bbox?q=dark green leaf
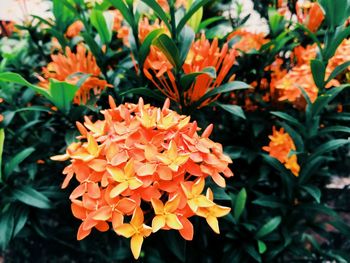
[309,139,350,161]
[108,0,134,27]
[310,59,325,89]
[215,103,246,119]
[179,25,195,64]
[325,61,350,84]
[180,67,216,91]
[139,28,165,69]
[0,209,14,251]
[197,81,251,106]
[153,34,181,69]
[270,111,303,130]
[142,0,171,31]
[0,72,49,98]
[234,188,247,221]
[0,129,4,182]
[4,148,35,179]
[256,216,282,239]
[301,185,321,203]
[12,186,53,209]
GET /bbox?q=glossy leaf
[49,79,79,113]
[234,188,247,221]
[256,216,282,239]
[12,186,53,209]
[90,9,112,44]
[153,34,181,69]
[310,59,325,89]
[4,147,35,179]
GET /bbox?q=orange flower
[39,44,111,104]
[228,29,268,53]
[52,97,233,259]
[296,1,324,32]
[263,127,300,176]
[66,20,84,38]
[144,34,236,107]
[0,20,15,37]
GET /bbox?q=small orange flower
[39,44,111,104]
[66,20,84,38]
[52,97,233,259]
[296,1,324,32]
[263,127,300,176]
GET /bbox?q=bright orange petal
[130,234,144,260]
[152,215,166,232]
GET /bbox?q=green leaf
[180,67,216,91]
[13,207,29,237]
[310,59,325,89]
[177,0,211,34]
[12,186,53,209]
[196,81,251,106]
[312,85,348,117]
[138,28,165,69]
[120,87,165,101]
[244,244,262,262]
[309,139,350,161]
[0,129,4,183]
[186,0,203,32]
[49,79,79,113]
[261,154,293,180]
[301,185,321,203]
[90,9,113,44]
[257,240,267,254]
[0,72,50,98]
[325,61,350,84]
[277,121,304,152]
[178,25,195,64]
[142,0,171,32]
[198,16,225,31]
[256,216,282,239]
[4,148,35,179]
[299,156,323,184]
[318,125,350,136]
[153,34,181,69]
[234,188,247,221]
[108,0,134,27]
[319,0,350,29]
[323,26,350,60]
[252,196,285,209]
[0,209,14,251]
[270,111,303,130]
[215,103,246,120]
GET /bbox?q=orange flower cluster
[39,44,110,104]
[51,97,233,259]
[274,39,350,106]
[228,29,268,53]
[296,1,325,32]
[144,34,236,108]
[263,127,300,176]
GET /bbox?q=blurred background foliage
[1,0,350,262]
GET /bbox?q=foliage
[1,0,350,262]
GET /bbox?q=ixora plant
[1,0,350,262]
